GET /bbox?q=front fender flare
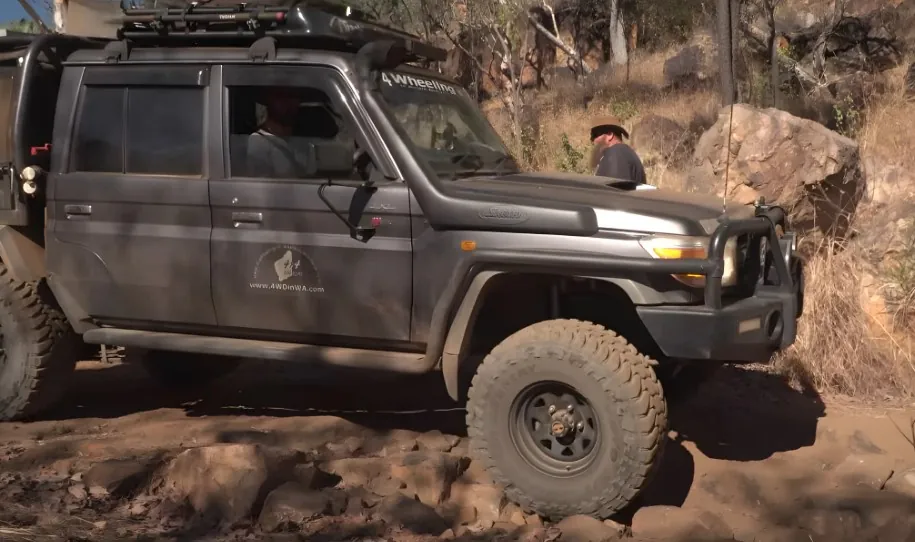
[439,271,659,401]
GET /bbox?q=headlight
[638,235,738,289]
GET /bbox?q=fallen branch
[526,12,592,74]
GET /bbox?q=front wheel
[466,319,668,520]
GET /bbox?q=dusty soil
[1,351,914,542]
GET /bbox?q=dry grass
[776,240,915,400]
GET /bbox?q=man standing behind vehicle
[589,116,646,184]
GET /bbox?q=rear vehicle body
[0,1,804,520]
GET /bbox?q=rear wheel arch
[0,225,47,284]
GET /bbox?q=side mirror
[312,141,357,177]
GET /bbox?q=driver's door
[210,65,413,344]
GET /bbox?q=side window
[71,86,124,173]
[127,87,204,176]
[70,84,204,176]
[227,85,358,180]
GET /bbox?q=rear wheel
[466,319,667,520]
[128,348,240,389]
[0,265,80,421]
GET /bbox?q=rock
[446,481,506,527]
[68,483,88,501]
[88,485,110,499]
[501,503,526,526]
[555,515,621,542]
[664,45,709,88]
[874,515,915,542]
[861,155,915,208]
[798,507,863,539]
[416,431,460,453]
[325,436,363,458]
[380,439,419,457]
[159,444,269,524]
[323,457,402,497]
[630,115,689,163]
[377,494,448,535]
[631,506,733,541]
[83,459,153,497]
[848,430,885,455]
[457,459,494,486]
[258,482,347,532]
[830,454,894,491]
[331,452,468,507]
[688,105,861,237]
[514,525,549,542]
[754,525,814,542]
[886,468,915,498]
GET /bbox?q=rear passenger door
[46,65,217,327]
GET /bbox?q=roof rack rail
[115,0,447,63]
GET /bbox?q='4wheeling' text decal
[381,72,459,95]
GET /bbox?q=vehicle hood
[448,171,754,236]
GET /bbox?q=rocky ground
[1,354,914,542]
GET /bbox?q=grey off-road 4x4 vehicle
[0,0,804,519]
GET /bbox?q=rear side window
[70,85,204,176]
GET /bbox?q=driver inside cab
[246,87,314,178]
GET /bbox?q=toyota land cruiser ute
[0,1,804,520]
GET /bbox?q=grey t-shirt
[246,129,313,178]
[595,143,647,184]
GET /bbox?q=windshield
[377,71,518,178]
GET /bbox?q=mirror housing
[312,141,357,178]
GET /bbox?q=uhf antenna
[718,0,739,215]
[722,100,735,214]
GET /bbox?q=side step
[82,328,433,374]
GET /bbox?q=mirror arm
[317,180,377,243]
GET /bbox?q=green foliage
[609,98,639,123]
[832,96,862,138]
[555,133,590,174]
[1,18,41,34]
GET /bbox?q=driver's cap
[590,116,629,141]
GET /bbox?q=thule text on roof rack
[113,0,447,64]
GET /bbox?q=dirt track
[1,353,915,541]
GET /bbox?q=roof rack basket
[115,0,447,62]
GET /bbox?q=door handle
[64,204,92,219]
[232,211,263,228]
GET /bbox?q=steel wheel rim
[509,380,601,477]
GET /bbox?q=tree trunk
[609,0,628,66]
[717,0,737,105]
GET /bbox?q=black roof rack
[115,0,447,62]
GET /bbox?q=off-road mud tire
[129,348,241,389]
[0,263,80,421]
[466,318,667,520]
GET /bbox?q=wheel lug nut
[577,422,584,431]
[548,405,556,414]
[567,405,574,413]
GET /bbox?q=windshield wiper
[450,152,485,170]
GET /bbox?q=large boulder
[688,105,862,236]
[158,444,270,524]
